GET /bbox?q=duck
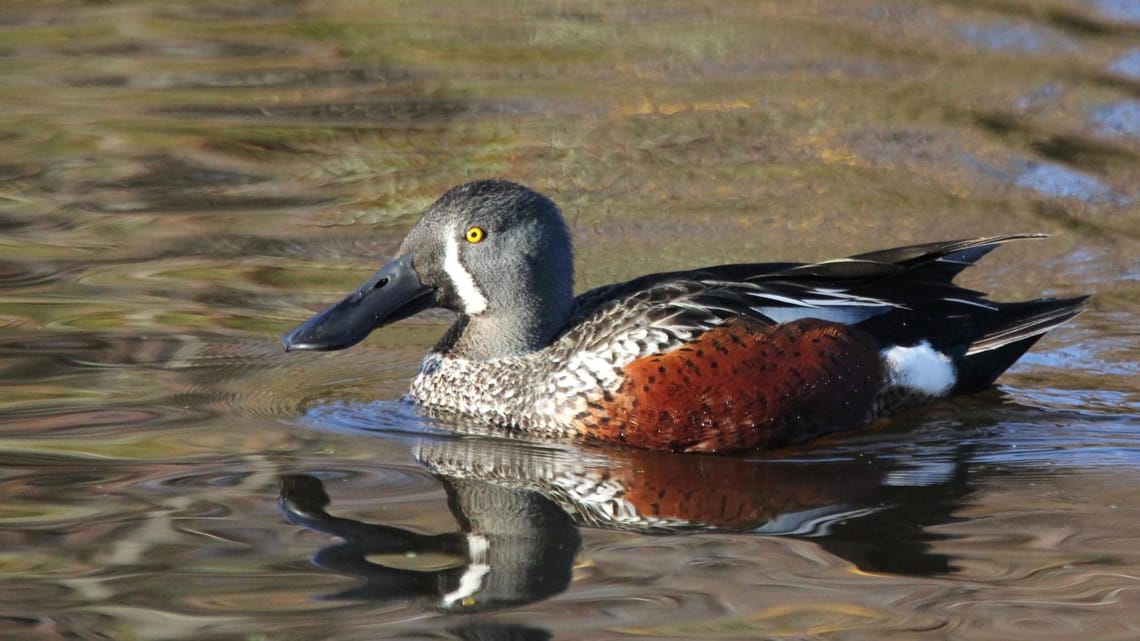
[282,179,1088,453]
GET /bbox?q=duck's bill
[281,254,435,352]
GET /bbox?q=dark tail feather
[951,296,1089,394]
[850,234,1046,277]
[792,234,1048,287]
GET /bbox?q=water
[2,1,1139,639]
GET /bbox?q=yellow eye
[465,226,486,243]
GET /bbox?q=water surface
[2,1,1139,640]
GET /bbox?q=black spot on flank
[658,410,671,422]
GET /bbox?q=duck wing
[561,235,1087,392]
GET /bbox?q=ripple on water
[1091,100,1140,140]
[1096,0,1140,25]
[0,329,360,421]
[542,585,731,633]
[155,97,544,126]
[301,400,450,440]
[0,404,201,437]
[0,259,62,289]
[1010,162,1125,204]
[922,569,1140,640]
[970,421,1140,468]
[68,65,417,91]
[956,21,1077,54]
[1108,48,1140,79]
[961,153,1128,204]
[0,332,201,369]
[562,531,953,637]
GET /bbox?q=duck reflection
[280,469,579,612]
[280,428,973,615]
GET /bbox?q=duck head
[282,180,575,359]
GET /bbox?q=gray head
[282,179,576,360]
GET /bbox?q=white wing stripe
[742,289,900,309]
[941,297,999,311]
[744,291,817,306]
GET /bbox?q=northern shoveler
[282,179,1088,453]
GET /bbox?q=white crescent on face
[444,232,488,315]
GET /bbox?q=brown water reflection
[2,0,1139,639]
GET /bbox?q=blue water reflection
[1108,48,1140,79]
[957,22,1077,53]
[1091,101,1140,140]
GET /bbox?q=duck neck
[447,295,573,360]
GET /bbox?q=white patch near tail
[881,341,956,396]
